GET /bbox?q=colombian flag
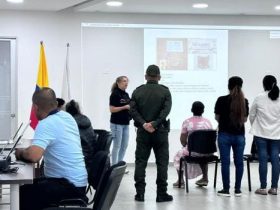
[29,42,49,129]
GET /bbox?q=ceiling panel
[1,0,280,16]
[77,0,280,16]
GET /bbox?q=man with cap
[130,64,173,202]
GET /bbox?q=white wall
[0,11,84,138]
[1,11,280,163]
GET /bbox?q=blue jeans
[255,136,280,189]
[218,132,245,190]
[110,123,129,165]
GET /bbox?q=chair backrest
[250,137,272,159]
[82,132,99,172]
[94,129,113,153]
[41,162,126,210]
[250,137,258,158]
[187,129,217,155]
[88,151,111,190]
[93,161,127,210]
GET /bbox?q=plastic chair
[178,129,219,193]
[43,161,127,210]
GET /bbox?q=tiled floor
[0,163,279,210]
[112,163,279,210]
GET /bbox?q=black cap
[146,65,160,77]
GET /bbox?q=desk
[0,161,34,210]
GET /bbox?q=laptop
[4,123,29,160]
[0,122,23,155]
[0,123,29,171]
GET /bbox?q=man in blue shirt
[16,87,88,210]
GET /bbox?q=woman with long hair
[110,76,131,165]
[250,75,280,195]
[214,76,249,196]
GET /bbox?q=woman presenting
[110,76,131,165]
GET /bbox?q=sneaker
[156,193,173,202]
[173,181,185,188]
[234,189,242,197]
[255,188,267,195]
[195,179,208,186]
[135,194,144,202]
[268,188,277,195]
[217,189,230,197]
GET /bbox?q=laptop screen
[0,122,23,155]
[5,123,29,159]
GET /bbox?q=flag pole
[61,43,71,103]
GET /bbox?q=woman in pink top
[173,101,213,187]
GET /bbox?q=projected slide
[144,29,228,129]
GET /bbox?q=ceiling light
[6,0,24,3]
[106,1,123,7]
[275,5,280,10]
[192,3,208,9]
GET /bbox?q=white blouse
[249,91,280,140]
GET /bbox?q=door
[0,38,17,143]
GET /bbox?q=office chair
[44,161,127,210]
[93,129,113,154]
[58,151,111,207]
[178,129,219,193]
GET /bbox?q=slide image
[157,38,188,70]
[188,38,217,71]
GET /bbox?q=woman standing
[249,75,280,195]
[214,76,249,197]
[110,76,131,165]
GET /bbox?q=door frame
[0,37,17,141]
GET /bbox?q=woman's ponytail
[230,86,246,127]
[228,76,246,128]
[263,75,279,101]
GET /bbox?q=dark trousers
[20,177,87,210]
[134,128,169,195]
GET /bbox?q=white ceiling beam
[72,0,107,12]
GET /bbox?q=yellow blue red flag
[29,42,49,129]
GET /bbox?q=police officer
[130,64,173,202]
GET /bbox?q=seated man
[16,87,88,210]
